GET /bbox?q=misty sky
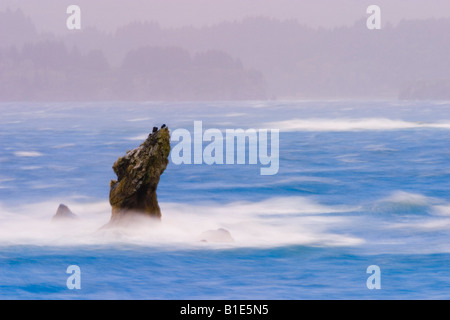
[2,0,450,33]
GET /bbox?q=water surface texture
[0,101,449,299]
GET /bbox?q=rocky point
[107,125,170,225]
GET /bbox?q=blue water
[0,100,449,299]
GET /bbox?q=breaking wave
[265,118,450,131]
[0,192,449,253]
[0,197,362,249]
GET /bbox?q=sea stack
[108,125,170,225]
[52,204,78,221]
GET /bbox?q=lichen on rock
[108,125,170,225]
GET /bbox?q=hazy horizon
[1,1,450,101]
[2,0,450,33]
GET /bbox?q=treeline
[58,16,450,100]
[0,41,266,101]
[2,8,450,100]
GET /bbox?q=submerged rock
[52,204,78,221]
[108,125,170,225]
[200,228,234,243]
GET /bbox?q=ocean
[0,100,449,299]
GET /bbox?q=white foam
[363,144,397,152]
[389,218,450,231]
[1,194,448,253]
[0,177,14,190]
[225,113,247,117]
[382,191,431,206]
[126,134,148,141]
[265,118,450,132]
[0,197,362,249]
[13,151,44,157]
[433,205,450,216]
[20,166,43,171]
[126,118,152,122]
[52,143,76,149]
